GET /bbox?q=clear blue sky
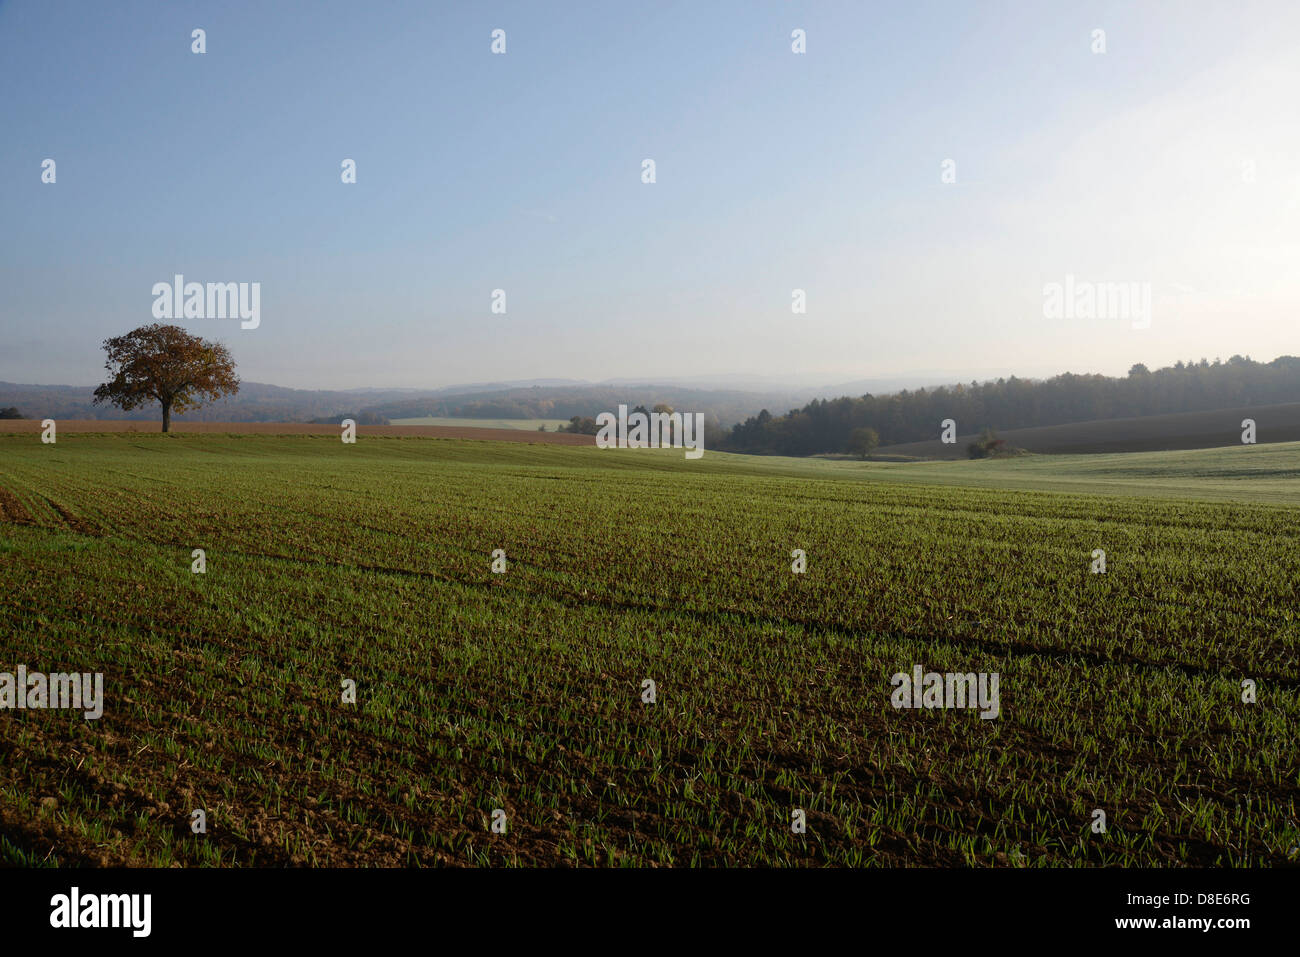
[2,0,1297,389]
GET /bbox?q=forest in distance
[719,355,1300,456]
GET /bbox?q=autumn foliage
[93,324,239,432]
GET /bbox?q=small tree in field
[967,427,1008,459]
[93,324,239,432]
[847,426,879,459]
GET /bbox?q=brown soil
[0,419,596,445]
[0,486,33,525]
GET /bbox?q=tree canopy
[93,324,239,432]
[847,426,879,459]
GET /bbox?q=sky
[2,0,1297,391]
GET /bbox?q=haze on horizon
[2,0,1297,393]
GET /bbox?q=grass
[0,433,1296,866]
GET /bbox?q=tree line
[720,355,1300,456]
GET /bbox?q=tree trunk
[162,400,172,433]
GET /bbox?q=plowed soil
[0,419,595,445]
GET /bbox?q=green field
[0,434,1296,866]
[388,416,570,431]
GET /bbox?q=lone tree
[847,426,879,459]
[93,324,239,432]
[967,427,1008,459]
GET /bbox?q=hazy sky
[2,0,1297,390]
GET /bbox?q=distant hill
[0,381,420,423]
[0,380,804,429]
[359,384,808,428]
[874,402,1300,458]
[11,357,1299,445]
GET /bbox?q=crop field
[0,433,1297,867]
[389,417,572,431]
